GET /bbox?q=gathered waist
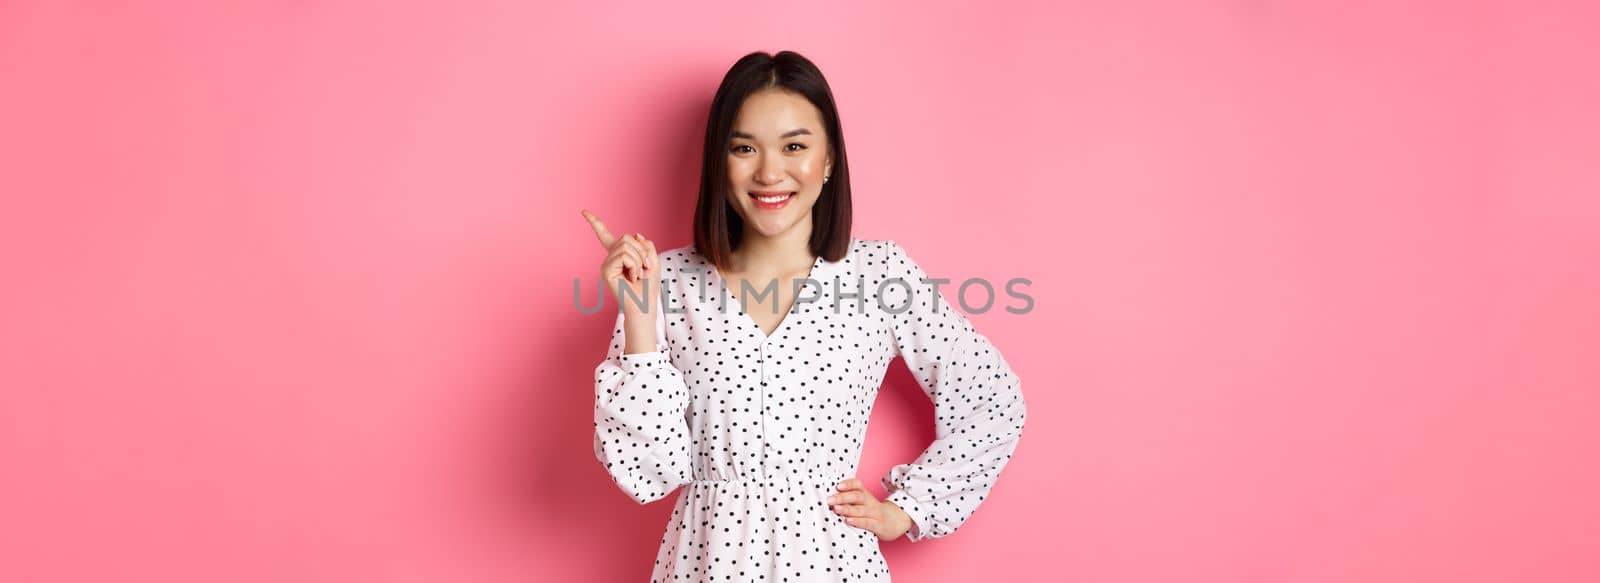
[689,469,847,490]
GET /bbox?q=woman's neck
[730,227,815,278]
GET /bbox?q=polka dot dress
[593,238,1028,582]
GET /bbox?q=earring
[824,175,830,183]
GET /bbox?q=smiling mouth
[749,191,796,203]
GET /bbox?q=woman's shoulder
[850,237,919,276]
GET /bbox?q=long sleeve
[877,239,1028,542]
[593,304,692,505]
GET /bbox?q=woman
[581,50,1027,582]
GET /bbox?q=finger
[614,239,644,271]
[639,235,658,272]
[836,478,864,492]
[831,504,872,518]
[608,243,646,285]
[831,490,869,506]
[844,516,880,532]
[606,246,641,281]
[616,254,641,283]
[621,239,649,274]
[580,209,616,248]
[628,233,653,271]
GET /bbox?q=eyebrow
[731,128,813,140]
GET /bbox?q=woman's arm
[877,240,1029,541]
[593,305,692,504]
[623,309,659,354]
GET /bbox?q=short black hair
[693,50,853,271]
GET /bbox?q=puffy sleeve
[592,303,692,505]
[876,239,1028,541]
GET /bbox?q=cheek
[725,159,749,190]
[797,155,825,179]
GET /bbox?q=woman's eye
[730,144,804,154]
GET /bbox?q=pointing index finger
[579,209,616,248]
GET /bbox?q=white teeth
[755,193,791,203]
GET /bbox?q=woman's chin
[749,218,794,237]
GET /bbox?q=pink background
[3,1,1597,581]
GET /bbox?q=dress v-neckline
[713,253,825,343]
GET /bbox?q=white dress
[593,238,1027,582]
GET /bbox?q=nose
[755,152,786,185]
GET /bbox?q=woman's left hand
[827,478,914,541]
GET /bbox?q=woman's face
[725,89,833,240]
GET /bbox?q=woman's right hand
[581,209,660,321]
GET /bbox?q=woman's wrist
[881,500,913,538]
[622,313,658,354]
